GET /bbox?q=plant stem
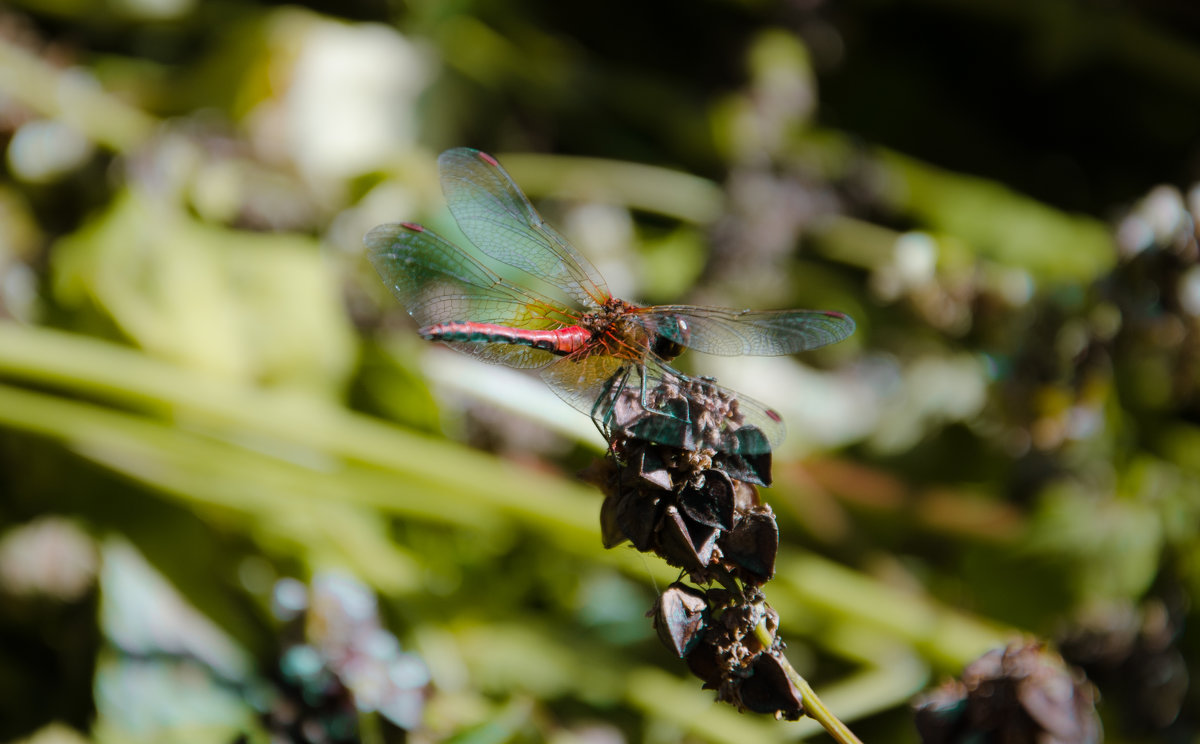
[754,619,864,744]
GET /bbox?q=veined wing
[634,306,856,356]
[540,351,785,455]
[365,222,576,369]
[438,148,611,310]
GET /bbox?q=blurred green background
[0,0,1198,742]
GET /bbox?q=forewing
[541,352,785,455]
[438,148,610,309]
[365,222,574,369]
[636,306,856,356]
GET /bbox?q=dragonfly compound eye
[652,317,690,361]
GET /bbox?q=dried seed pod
[617,487,662,551]
[598,490,627,549]
[634,446,673,490]
[678,469,736,531]
[684,638,723,688]
[654,583,709,658]
[713,445,773,487]
[721,508,779,583]
[913,642,1100,744]
[740,652,805,720]
[659,506,720,571]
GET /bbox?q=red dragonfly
[366,148,854,456]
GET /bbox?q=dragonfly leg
[589,363,706,451]
[636,367,693,429]
[591,365,634,437]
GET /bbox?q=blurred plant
[92,538,431,742]
[913,642,1099,744]
[267,572,431,741]
[1058,597,1189,734]
[0,1,1198,742]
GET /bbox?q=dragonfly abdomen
[421,322,591,355]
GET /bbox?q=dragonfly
[365,148,854,456]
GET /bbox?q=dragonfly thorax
[578,299,691,363]
[578,297,634,335]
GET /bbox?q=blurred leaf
[51,188,357,395]
[637,226,708,302]
[497,153,724,225]
[1027,479,1163,604]
[0,37,157,151]
[877,150,1117,284]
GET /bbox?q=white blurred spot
[284,19,431,189]
[0,517,96,601]
[1,261,38,322]
[7,119,93,183]
[701,354,883,454]
[1067,404,1103,440]
[994,267,1034,306]
[1188,184,1200,224]
[1142,185,1186,242]
[872,231,938,302]
[271,577,309,620]
[893,231,938,286]
[1178,265,1200,316]
[111,0,195,20]
[1116,215,1154,257]
[563,202,635,298]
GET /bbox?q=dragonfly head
[651,316,690,361]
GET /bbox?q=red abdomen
[420,322,591,355]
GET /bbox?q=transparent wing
[365,222,577,369]
[632,306,856,356]
[438,148,611,309]
[540,351,785,455]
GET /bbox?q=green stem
[753,620,864,744]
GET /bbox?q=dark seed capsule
[654,583,709,658]
[660,506,720,571]
[678,469,736,532]
[721,510,779,583]
[740,653,805,720]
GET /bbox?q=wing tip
[364,221,424,237]
[824,310,857,343]
[364,222,428,260]
[439,147,492,168]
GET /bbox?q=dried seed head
[913,642,1100,744]
[583,373,802,720]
